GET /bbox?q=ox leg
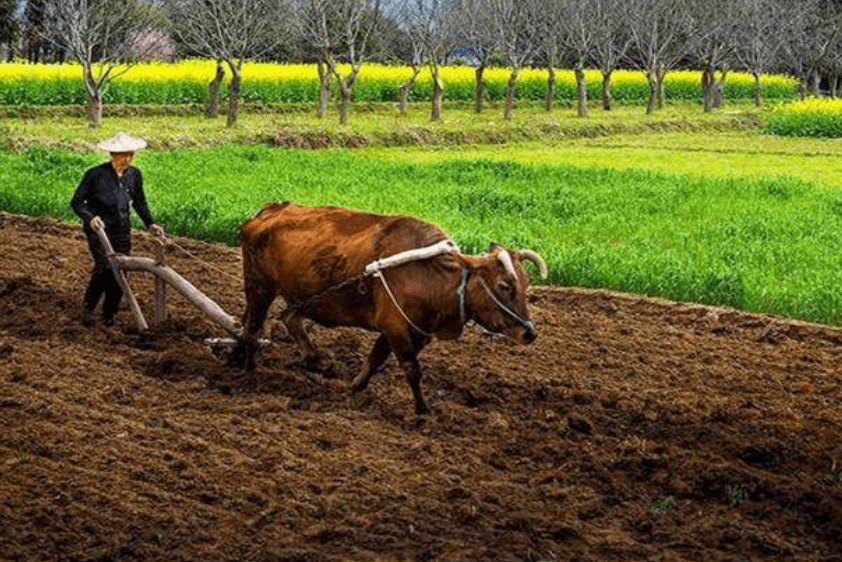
[398,353,428,417]
[282,309,332,372]
[394,334,431,417]
[351,334,392,392]
[242,284,274,380]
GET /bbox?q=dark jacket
[70,162,155,243]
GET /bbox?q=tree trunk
[430,62,444,122]
[226,61,241,128]
[601,69,613,111]
[397,65,422,114]
[545,60,556,112]
[712,67,727,109]
[317,59,330,119]
[656,64,666,110]
[337,64,359,125]
[83,66,102,128]
[87,90,103,128]
[474,64,486,114]
[703,65,729,112]
[504,67,519,121]
[752,70,762,106]
[206,60,224,118]
[574,61,588,118]
[702,67,714,113]
[645,68,658,115]
[811,67,821,96]
[339,83,350,124]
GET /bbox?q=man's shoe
[81,307,96,328]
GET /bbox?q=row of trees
[1,0,841,128]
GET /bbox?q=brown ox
[239,201,547,415]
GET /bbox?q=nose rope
[475,276,534,332]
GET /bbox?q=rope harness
[475,276,535,334]
[362,240,533,337]
[363,240,462,337]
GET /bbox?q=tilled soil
[1,212,841,562]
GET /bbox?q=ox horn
[519,249,548,279]
[497,249,518,280]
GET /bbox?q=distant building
[448,46,480,66]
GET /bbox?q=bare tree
[451,0,497,114]
[625,0,692,114]
[422,0,459,121]
[0,0,18,61]
[296,0,387,124]
[686,0,742,112]
[392,0,458,119]
[43,0,168,127]
[590,0,631,111]
[560,0,597,118]
[821,18,842,98]
[166,0,294,127]
[777,0,842,98]
[534,0,564,112]
[294,0,331,118]
[734,0,784,106]
[392,2,428,114]
[489,0,539,120]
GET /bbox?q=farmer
[71,133,164,327]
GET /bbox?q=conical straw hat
[97,133,147,152]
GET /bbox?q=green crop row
[0,61,799,107]
[764,97,842,137]
[2,144,841,326]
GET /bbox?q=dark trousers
[82,230,130,321]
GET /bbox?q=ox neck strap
[457,268,470,324]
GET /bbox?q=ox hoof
[301,354,333,373]
[350,376,369,393]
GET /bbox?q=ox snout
[507,319,537,344]
[522,323,537,344]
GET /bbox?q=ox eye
[496,279,512,295]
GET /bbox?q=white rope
[373,270,431,337]
[166,238,242,283]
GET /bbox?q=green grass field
[3,102,842,326]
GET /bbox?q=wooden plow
[92,224,240,337]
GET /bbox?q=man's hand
[89,216,104,231]
[149,223,165,238]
